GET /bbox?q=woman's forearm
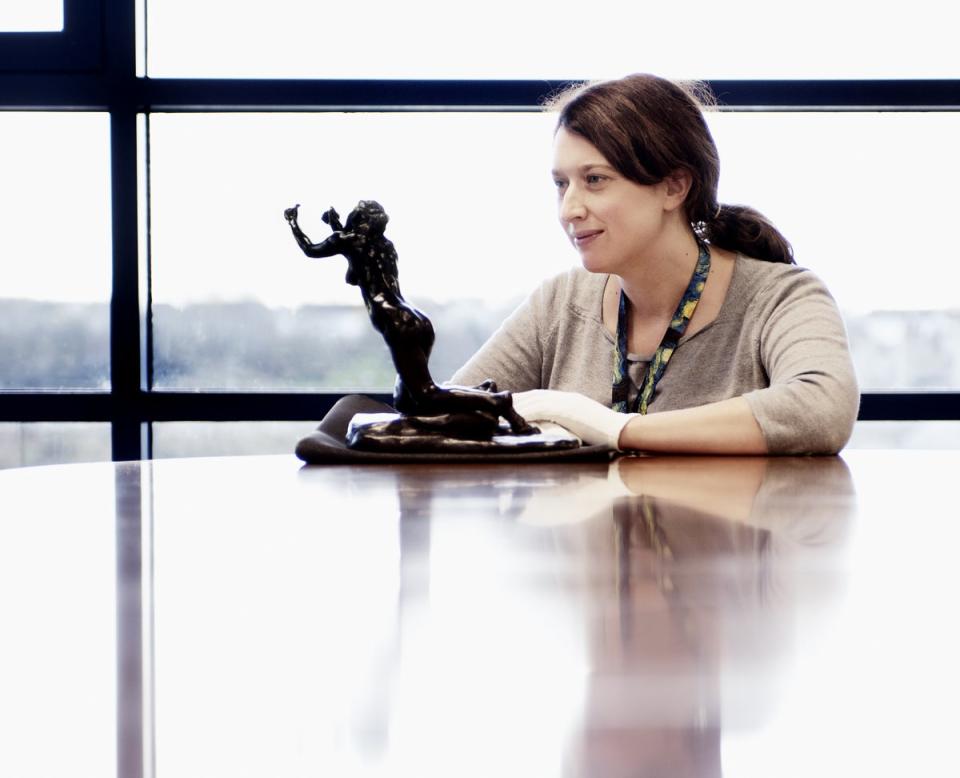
[618,396,768,454]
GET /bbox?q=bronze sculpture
[285,200,575,453]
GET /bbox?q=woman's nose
[559,186,586,223]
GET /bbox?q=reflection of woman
[285,200,532,434]
[611,455,856,601]
[554,455,856,777]
[452,74,860,454]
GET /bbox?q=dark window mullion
[109,108,144,461]
[137,78,960,112]
[143,113,154,392]
[107,0,143,462]
[5,78,960,112]
[1,391,959,422]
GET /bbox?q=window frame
[0,0,103,72]
[1,0,959,462]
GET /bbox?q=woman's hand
[512,390,636,449]
[513,391,769,454]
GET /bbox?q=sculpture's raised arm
[284,204,346,259]
[321,206,344,232]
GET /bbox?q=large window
[1,0,958,466]
[148,110,960,393]
[148,112,559,390]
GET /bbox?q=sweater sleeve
[743,269,860,454]
[447,280,551,392]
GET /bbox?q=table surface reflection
[2,449,960,778]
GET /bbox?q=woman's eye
[586,174,606,185]
[553,179,567,191]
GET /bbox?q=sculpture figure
[284,200,537,445]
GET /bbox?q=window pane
[848,422,960,450]
[706,112,960,390]
[148,112,562,391]
[148,0,958,79]
[152,421,316,459]
[0,423,112,469]
[149,112,960,392]
[0,2,62,31]
[0,113,111,390]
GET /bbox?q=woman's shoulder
[530,264,607,312]
[724,255,845,340]
[734,253,810,280]
[731,254,831,302]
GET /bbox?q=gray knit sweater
[450,256,860,454]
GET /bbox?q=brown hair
[546,74,794,264]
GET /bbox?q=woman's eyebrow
[551,163,616,177]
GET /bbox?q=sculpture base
[346,412,581,454]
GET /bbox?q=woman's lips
[573,229,603,248]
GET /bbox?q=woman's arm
[512,390,766,453]
[739,269,859,454]
[618,396,766,453]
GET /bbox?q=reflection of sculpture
[285,201,557,452]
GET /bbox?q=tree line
[2,298,959,390]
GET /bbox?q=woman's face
[552,127,674,276]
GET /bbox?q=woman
[451,74,859,454]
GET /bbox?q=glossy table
[2,449,959,778]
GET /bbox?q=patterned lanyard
[612,240,711,414]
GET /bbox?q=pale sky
[147,0,960,80]
[4,110,959,315]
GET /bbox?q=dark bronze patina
[285,201,568,452]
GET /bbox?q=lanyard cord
[612,239,712,414]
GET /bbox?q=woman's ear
[662,168,693,212]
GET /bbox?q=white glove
[512,389,637,450]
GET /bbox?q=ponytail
[705,204,794,264]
